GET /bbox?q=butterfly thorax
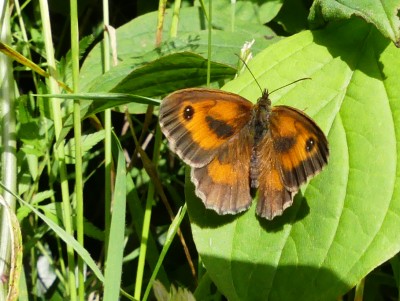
[249,90,272,188]
[251,89,271,145]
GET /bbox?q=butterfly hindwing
[191,128,253,214]
[255,135,294,219]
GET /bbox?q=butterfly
[159,87,329,220]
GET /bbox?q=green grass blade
[142,204,187,301]
[103,132,127,300]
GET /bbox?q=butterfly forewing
[269,106,329,190]
[159,88,253,167]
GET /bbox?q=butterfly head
[258,89,271,106]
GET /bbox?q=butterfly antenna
[269,77,311,95]
[235,54,263,94]
[235,54,310,95]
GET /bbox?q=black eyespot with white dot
[306,137,315,152]
[183,105,194,120]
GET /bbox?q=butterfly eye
[305,138,315,152]
[183,106,194,120]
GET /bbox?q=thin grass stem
[39,0,76,299]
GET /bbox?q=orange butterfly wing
[256,105,329,219]
[159,88,253,167]
[191,128,253,214]
[159,88,254,213]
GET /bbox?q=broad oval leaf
[187,18,400,301]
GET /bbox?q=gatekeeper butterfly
[159,85,329,220]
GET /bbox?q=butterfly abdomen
[250,150,259,188]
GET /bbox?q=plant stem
[103,0,112,256]
[39,0,76,299]
[0,2,17,299]
[69,0,85,300]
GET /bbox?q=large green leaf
[104,52,235,96]
[309,0,400,45]
[204,0,284,25]
[187,18,400,300]
[79,6,275,93]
